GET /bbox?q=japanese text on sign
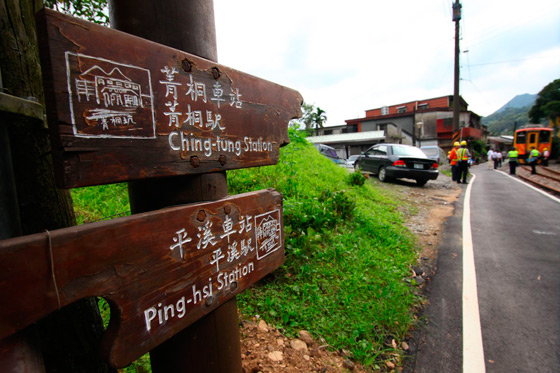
[143,209,281,333]
[65,54,277,159]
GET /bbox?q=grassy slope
[71,130,421,369]
[229,130,419,366]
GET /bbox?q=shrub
[347,170,366,186]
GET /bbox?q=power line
[467,55,560,67]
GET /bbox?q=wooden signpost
[0,6,303,371]
[36,9,302,188]
[0,189,283,368]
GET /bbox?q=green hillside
[482,106,532,136]
[482,93,549,136]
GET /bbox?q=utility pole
[452,0,462,137]
[109,1,241,371]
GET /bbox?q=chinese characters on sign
[66,55,276,159]
[0,185,284,368]
[144,208,281,333]
[39,9,302,188]
[28,9,299,367]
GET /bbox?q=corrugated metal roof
[488,136,513,144]
[307,130,385,144]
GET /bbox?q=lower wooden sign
[0,189,283,368]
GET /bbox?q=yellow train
[513,126,552,164]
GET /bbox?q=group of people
[487,149,503,169]
[497,146,549,176]
[448,141,551,182]
[449,141,470,184]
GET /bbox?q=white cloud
[214,0,560,125]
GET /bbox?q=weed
[347,170,366,186]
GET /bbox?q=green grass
[71,129,422,369]
[71,183,130,224]
[229,130,420,367]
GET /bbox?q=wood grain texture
[35,9,302,188]
[0,189,284,368]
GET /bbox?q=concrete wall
[361,116,414,134]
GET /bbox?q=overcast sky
[214,0,560,126]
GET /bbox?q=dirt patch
[240,318,368,372]
[239,171,462,372]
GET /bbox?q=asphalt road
[410,163,560,372]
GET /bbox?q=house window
[418,103,429,110]
[324,130,333,135]
[397,106,407,113]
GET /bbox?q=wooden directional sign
[0,189,283,368]
[36,9,302,188]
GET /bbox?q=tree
[43,0,109,24]
[529,79,560,128]
[1,1,112,371]
[300,102,327,133]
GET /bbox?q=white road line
[462,174,486,372]
[496,169,560,203]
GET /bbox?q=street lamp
[415,122,424,147]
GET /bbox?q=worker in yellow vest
[529,146,540,174]
[449,142,460,182]
[508,146,519,175]
[457,140,470,184]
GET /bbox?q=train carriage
[513,126,553,164]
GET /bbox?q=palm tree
[312,107,327,129]
[301,102,327,133]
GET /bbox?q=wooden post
[108,0,241,371]
[1,2,111,371]
[0,110,44,373]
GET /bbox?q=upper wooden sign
[36,9,302,188]
[0,189,283,368]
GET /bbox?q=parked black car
[354,144,438,186]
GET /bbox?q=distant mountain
[482,94,545,136]
[495,93,537,113]
[482,107,531,136]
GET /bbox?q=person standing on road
[497,151,503,168]
[457,140,470,184]
[450,142,459,182]
[543,148,550,166]
[508,147,519,175]
[487,148,494,169]
[529,146,540,175]
[493,150,499,169]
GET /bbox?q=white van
[420,146,447,164]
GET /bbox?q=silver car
[345,155,360,168]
